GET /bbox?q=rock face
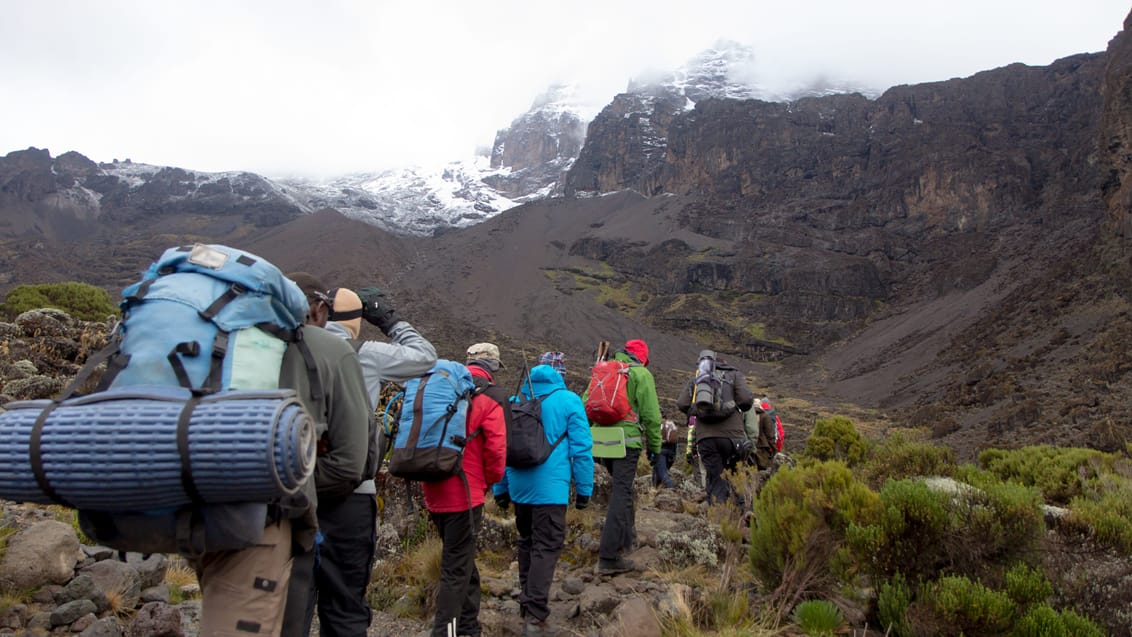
[0,150,309,243]
[484,84,588,200]
[1101,11,1132,236]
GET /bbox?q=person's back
[196,318,369,637]
[421,343,508,637]
[676,354,754,505]
[279,277,385,637]
[495,363,593,636]
[592,339,660,576]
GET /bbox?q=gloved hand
[356,287,400,335]
[574,495,590,510]
[647,451,658,467]
[494,492,511,511]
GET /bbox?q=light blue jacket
[494,365,594,505]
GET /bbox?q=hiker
[494,362,594,636]
[652,418,679,488]
[198,275,371,637]
[676,350,755,506]
[278,277,416,633]
[745,398,780,470]
[286,280,438,637]
[538,350,567,383]
[591,338,661,575]
[685,415,706,488]
[418,342,508,637]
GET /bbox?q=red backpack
[584,359,634,425]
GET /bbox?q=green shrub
[1004,562,1052,608]
[3,282,117,321]
[802,417,869,466]
[978,445,1115,505]
[876,574,913,637]
[924,575,1016,635]
[847,479,951,580]
[792,599,844,636]
[1067,481,1132,553]
[861,432,955,488]
[1011,604,1105,637]
[847,478,1044,583]
[749,461,881,590]
[1058,609,1107,637]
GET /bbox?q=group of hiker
[257,279,782,637]
[12,244,784,637]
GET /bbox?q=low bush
[978,445,1115,505]
[802,417,869,466]
[749,461,881,603]
[861,431,955,488]
[876,574,913,637]
[1012,604,1106,637]
[1004,562,1052,608]
[920,575,1016,636]
[2,281,117,321]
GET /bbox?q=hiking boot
[523,619,555,636]
[597,557,639,576]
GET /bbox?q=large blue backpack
[388,360,476,482]
[0,244,320,556]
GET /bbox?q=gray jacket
[326,320,437,495]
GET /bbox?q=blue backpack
[0,244,320,557]
[388,360,477,482]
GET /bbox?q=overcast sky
[1,1,1128,178]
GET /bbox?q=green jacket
[588,351,662,454]
[278,324,371,550]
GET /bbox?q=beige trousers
[195,518,294,637]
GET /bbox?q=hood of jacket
[522,364,567,398]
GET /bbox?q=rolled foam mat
[0,385,316,510]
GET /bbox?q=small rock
[140,585,170,604]
[50,599,97,627]
[560,577,586,595]
[78,617,124,637]
[70,612,98,633]
[127,602,182,637]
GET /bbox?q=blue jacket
[494,364,594,505]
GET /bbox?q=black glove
[356,287,400,335]
[647,451,658,467]
[574,495,590,510]
[494,492,511,511]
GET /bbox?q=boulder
[0,519,83,589]
[599,597,662,637]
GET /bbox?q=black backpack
[507,388,567,468]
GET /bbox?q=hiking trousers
[430,505,485,637]
[283,493,377,637]
[698,437,741,506]
[196,518,293,637]
[599,446,641,560]
[515,503,567,623]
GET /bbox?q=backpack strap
[28,402,72,508]
[176,395,207,505]
[291,327,325,404]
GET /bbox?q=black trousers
[430,505,484,637]
[698,437,741,506]
[282,492,377,637]
[514,503,567,623]
[598,446,641,560]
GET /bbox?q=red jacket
[422,365,508,513]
